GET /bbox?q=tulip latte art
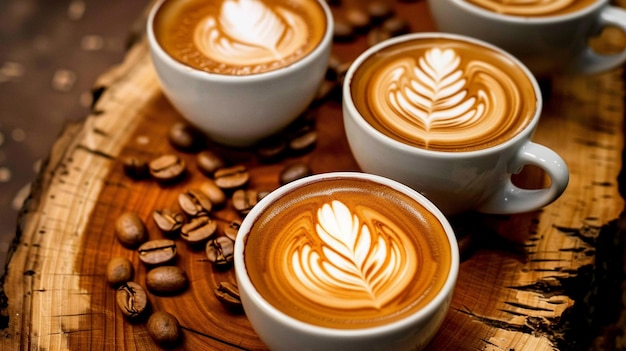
[464,0,597,17]
[244,177,452,329]
[350,38,537,151]
[153,0,326,75]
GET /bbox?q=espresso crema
[464,0,596,17]
[350,38,537,152]
[244,177,451,329]
[153,0,327,75]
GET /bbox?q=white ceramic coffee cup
[234,172,459,351]
[146,0,333,147]
[427,0,626,77]
[343,33,569,215]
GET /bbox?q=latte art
[465,0,596,17]
[351,38,536,151]
[153,0,326,75]
[286,200,417,310]
[194,0,309,67]
[244,177,451,329]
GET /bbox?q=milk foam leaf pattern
[219,0,286,59]
[389,48,483,131]
[469,0,575,16]
[290,200,408,309]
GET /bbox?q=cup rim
[234,171,460,337]
[146,0,334,82]
[342,32,543,158]
[446,0,607,23]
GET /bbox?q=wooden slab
[2,1,625,350]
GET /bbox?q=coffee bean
[257,190,270,202]
[232,189,259,215]
[214,281,243,312]
[367,27,392,48]
[214,165,249,190]
[256,137,287,163]
[367,1,393,22]
[147,311,181,347]
[196,150,225,177]
[168,122,205,152]
[138,239,177,266]
[223,220,241,241]
[121,156,150,180]
[279,163,312,185]
[288,126,318,154]
[152,209,185,234]
[106,256,134,287]
[206,236,235,268]
[335,61,353,88]
[145,266,188,294]
[115,212,148,248]
[314,79,337,105]
[149,154,186,182]
[199,180,227,208]
[333,19,355,42]
[326,54,343,81]
[116,281,148,319]
[345,8,371,32]
[178,189,212,216]
[181,215,217,244]
[382,17,410,36]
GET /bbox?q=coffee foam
[154,0,326,75]
[351,38,536,152]
[244,177,451,329]
[465,0,595,17]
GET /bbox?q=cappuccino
[350,37,536,152]
[464,0,597,17]
[243,176,452,329]
[153,0,327,75]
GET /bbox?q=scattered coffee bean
[382,17,410,36]
[147,311,181,347]
[288,126,318,154]
[106,256,134,286]
[178,189,212,216]
[214,281,243,312]
[168,122,205,152]
[223,220,241,241]
[255,138,288,163]
[232,189,259,216]
[314,79,337,105]
[335,61,353,88]
[326,54,342,81]
[367,27,392,48]
[115,212,148,248]
[138,239,177,266]
[196,150,225,177]
[121,156,150,180]
[279,163,312,185]
[116,281,148,319]
[181,215,217,244]
[367,1,393,22]
[145,266,188,294]
[206,236,235,268]
[345,8,371,32]
[149,154,186,182]
[199,180,227,208]
[333,19,355,41]
[214,165,249,190]
[257,190,270,202]
[152,209,185,234]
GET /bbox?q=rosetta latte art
[285,200,417,310]
[194,0,309,66]
[466,0,587,16]
[367,46,523,150]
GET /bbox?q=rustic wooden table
[2,1,626,350]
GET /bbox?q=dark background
[0,0,150,276]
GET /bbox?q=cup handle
[477,141,569,214]
[573,6,626,74]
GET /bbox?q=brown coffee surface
[464,0,596,17]
[244,177,452,329]
[153,0,326,75]
[350,37,537,152]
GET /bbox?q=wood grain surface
[2,1,625,350]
